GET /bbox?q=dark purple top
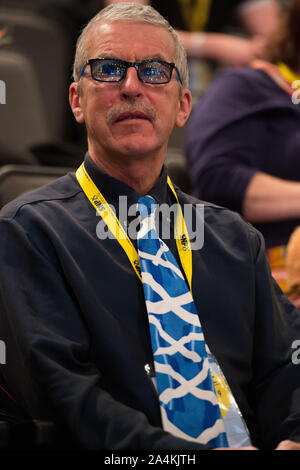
[185,66,300,248]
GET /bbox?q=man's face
[70,21,191,162]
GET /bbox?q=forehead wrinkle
[140,54,173,62]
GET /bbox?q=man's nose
[121,66,143,98]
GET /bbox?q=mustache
[106,102,156,124]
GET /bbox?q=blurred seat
[30,141,85,168]
[0,164,78,449]
[0,419,60,450]
[0,50,51,148]
[0,381,75,450]
[0,1,51,8]
[0,7,70,143]
[0,164,74,208]
[0,371,54,450]
[165,147,191,194]
[0,140,39,166]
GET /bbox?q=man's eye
[93,61,125,78]
[101,64,121,75]
[141,65,168,81]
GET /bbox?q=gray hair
[72,2,189,90]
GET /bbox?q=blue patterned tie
[137,195,228,447]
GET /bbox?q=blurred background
[0,0,284,169]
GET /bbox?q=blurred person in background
[185,0,300,297]
[105,0,279,67]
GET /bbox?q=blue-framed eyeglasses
[79,58,183,85]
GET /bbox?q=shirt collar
[83,152,170,206]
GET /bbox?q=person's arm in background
[104,0,274,66]
[179,30,265,66]
[187,105,300,224]
[243,173,300,223]
[178,0,280,65]
[185,67,300,225]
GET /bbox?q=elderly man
[0,3,300,451]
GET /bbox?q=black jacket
[0,154,300,450]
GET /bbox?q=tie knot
[137,195,157,221]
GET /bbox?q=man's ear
[69,82,85,123]
[175,88,192,128]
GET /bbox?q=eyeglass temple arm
[175,67,183,85]
[79,64,87,79]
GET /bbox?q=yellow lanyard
[76,162,192,289]
[76,163,249,433]
[251,60,300,96]
[178,0,212,32]
[277,62,300,85]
